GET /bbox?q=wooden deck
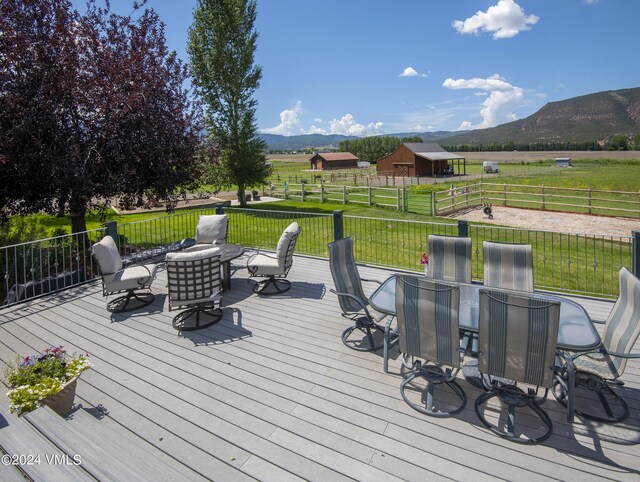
[1,253,639,481]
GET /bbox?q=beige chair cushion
[275,222,301,265]
[195,215,228,245]
[247,254,285,276]
[103,264,157,292]
[92,236,123,274]
[165,246,220,263]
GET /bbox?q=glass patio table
[368,275,601,351]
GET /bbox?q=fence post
[397,189,401,211]
[333,210,344,241]
[588,188,592,215]
[465,182,469,207]
[368,186,372,206]
[215,203,224,215]
[320,184,325,203]
[541,185,545,210]
[342,186,347,204]
[458,219,469,238]
[301,183,305,202]
[105,221,118,243]
[633,230,640,276]
[503,184,507,206]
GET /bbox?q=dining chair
[426,235,472,283]
[91,235,158,312]
[328,237,396,356]
[395,274,465,417]
[482,241,534,292]
[553,267,640,423]
[246,222,301,295]
[165,247,223,331]
[475,289,560,444]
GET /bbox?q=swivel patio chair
[328,237,396,355]
[165,247,223,331]
[396,274,466,417]
[247,222,301,295]
[483,241,534,292]
[475,289,560,444]
[427,235,472,283]
[179,214,229,250]
[91,235,158,313]
[553,267,640,423]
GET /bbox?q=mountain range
[260,87,640,150]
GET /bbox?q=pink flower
[420,253,429,265]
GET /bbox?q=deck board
[1,254,639,481]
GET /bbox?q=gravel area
[451,206,640,237]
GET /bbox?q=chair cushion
[165,246,220,263]
[247,254,286,276]
[275,222,301,263]
[103,264,157,292]
[92,236,123,274]
[195,215,228,245]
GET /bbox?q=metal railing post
[333,210,344,241]
[105,221,118,245]
[215,203,224,215]
[633,230,640,276]
[458,219,469,238]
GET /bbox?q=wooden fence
[434,182,640,218]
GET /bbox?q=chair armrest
[602,351,640,359]
[246,250,281,267]
[329,288,370,314]
[361,278,382,285]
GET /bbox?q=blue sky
[80,0,639,136]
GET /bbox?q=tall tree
[188,0,271,206]
[0,0,205,234]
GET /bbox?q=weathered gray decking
[1,253,639,481]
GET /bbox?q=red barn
[310,152,359,170]
[376,143,466,177]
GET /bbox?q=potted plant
[420,252,430,275]
[4,345,92,416]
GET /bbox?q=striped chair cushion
[395,274,461,368]
[328,237,368,314]
[427,235,472,283]
[483,241,534,292]
[599,267,640,377]
[478,289,560,388]
[570,351,619,380]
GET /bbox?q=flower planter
[42,376,78,416]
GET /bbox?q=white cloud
[399,67,428,78]
[328,114,385,136]
[452,0,539,39]
[307,125,328,135]
[457,121,474,131]
[443,74,524,129]
[586,0,600,3]
[262,101,305,135]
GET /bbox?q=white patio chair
[91,236,157,312]
[246,222,301,295]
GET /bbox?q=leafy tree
[339,136,401,163]
[633,133,640,150]
[401,136,423,143]
[188,0,271,206]
[0,0,204,235]
[607,134,629,151]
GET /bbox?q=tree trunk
[69,195,88,236]
[237,188,247,207]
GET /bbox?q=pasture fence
[434,181,640,218]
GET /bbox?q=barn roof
[312,152,359,161]
[403,143,464,161]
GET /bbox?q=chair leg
[382,315,398,373]
[400,365,466,418]
[475,385,552,444]
[172,306,223,331]
[252,276,291,296]
[107,290,154,313]
[342,316,385,352]
[554,372,630,424]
